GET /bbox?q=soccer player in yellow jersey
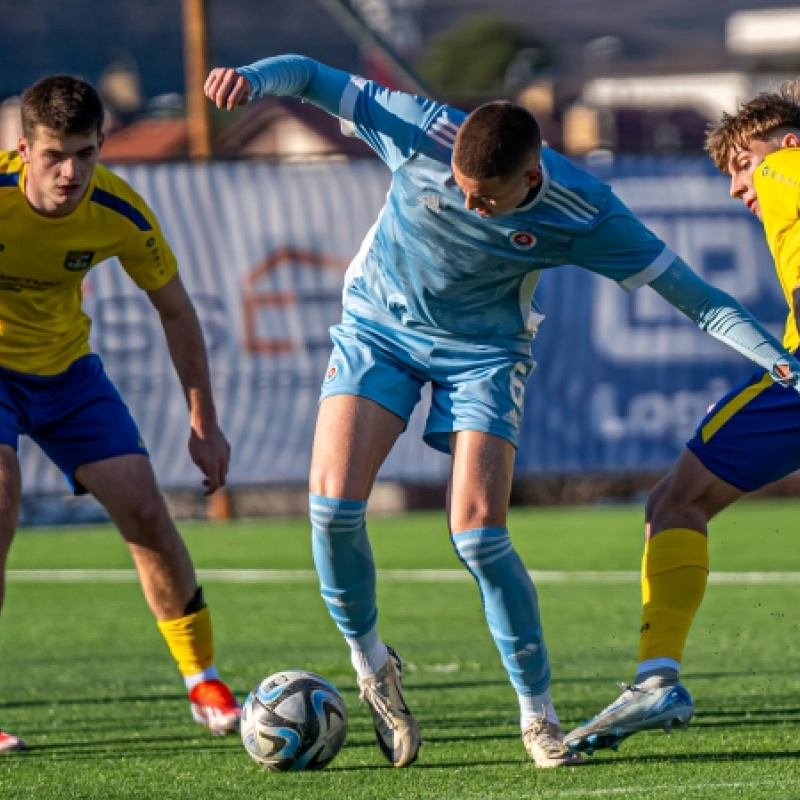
[566,79,800,755]
[0,76,239,753]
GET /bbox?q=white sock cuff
[184,665,219,691]
[519,688,559,730]
[346,627,388,680]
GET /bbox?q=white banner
[20,161,450,492]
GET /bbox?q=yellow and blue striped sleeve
[91,167,178,290]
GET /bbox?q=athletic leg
[309,394,421,766]
[76,455,239,734]
[0,445,24,751]
[0,446,22,622]
[639,449,743,680]
[448,430,581,767]
[565,449,743,753]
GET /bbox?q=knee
[645,474,704,533]
[450,500,506,534]
[645,479,671,524]
[124,493,173,543]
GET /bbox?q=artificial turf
[2,501,799,798]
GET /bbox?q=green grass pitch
[2,500,800,799]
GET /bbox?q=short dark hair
[453,101,541,180]
[706,78,800,173]
[21,75,104,140]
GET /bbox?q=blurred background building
[3,1,800,521]
[3,0,800,159]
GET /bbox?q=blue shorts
[686,367,800,492]
[0,354,148,495]
[320,309,535,454]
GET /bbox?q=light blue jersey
[237,54,800,384]
[340,79,673,340]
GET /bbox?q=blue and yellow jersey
[754,148,800,352]
[0,150,177,375]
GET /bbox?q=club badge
[510,231,537,250]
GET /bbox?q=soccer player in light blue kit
[206,57,800,768]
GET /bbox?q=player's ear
[17,136,30,163]
[525,166,543,189]
[97,131,105,151]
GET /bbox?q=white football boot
[565,679,694,754]
[523,714,585,768]
[358,646,421,767]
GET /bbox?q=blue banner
[518,157,784,473]
[16,157,787,492]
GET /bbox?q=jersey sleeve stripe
[547,185,596,221]
[0,173,19,187]
[431,117,459,137]
[550,182,600,214]
[619,247,677,291]
[427,130,457,149]
[541,195,593,223]
[90,187,152,232]
[339,76,366,121]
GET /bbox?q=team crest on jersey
[509,231,537,250]
[63,250,95,271]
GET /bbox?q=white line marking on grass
[7,569,800,584]
[547,779,800,797]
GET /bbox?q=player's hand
[188,423,231,495]
[204,68,253,110]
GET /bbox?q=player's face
[727,132,800,221]
[453,160,543,218]
[17,126,103,217]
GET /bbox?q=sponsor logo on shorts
[510,231,537,250]
[63,250,95,271]
[324,363,340,383]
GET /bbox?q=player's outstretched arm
[147,275,231,495]
[650,256,800,386]
[205,55,351,117]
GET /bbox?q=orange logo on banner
[241,248,348,355]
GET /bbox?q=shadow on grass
[0,692,192,710]
[400,666,800,694]
[585,749,800,768]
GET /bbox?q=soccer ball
[240,670,348,771]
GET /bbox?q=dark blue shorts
[686,367,800,492]
[0,354,148,495]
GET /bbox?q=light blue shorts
[320,309,535,454]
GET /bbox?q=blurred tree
[419,15,551,97]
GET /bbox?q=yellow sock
[157,606,215,678]
[638,528,709,664]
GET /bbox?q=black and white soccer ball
[240,670,348,772]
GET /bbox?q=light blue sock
[310,494,377,640]
[451,526,550,698]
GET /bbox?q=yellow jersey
[0,150,177,375]
[754,147,800,352]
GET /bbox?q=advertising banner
[17,159,783,491]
